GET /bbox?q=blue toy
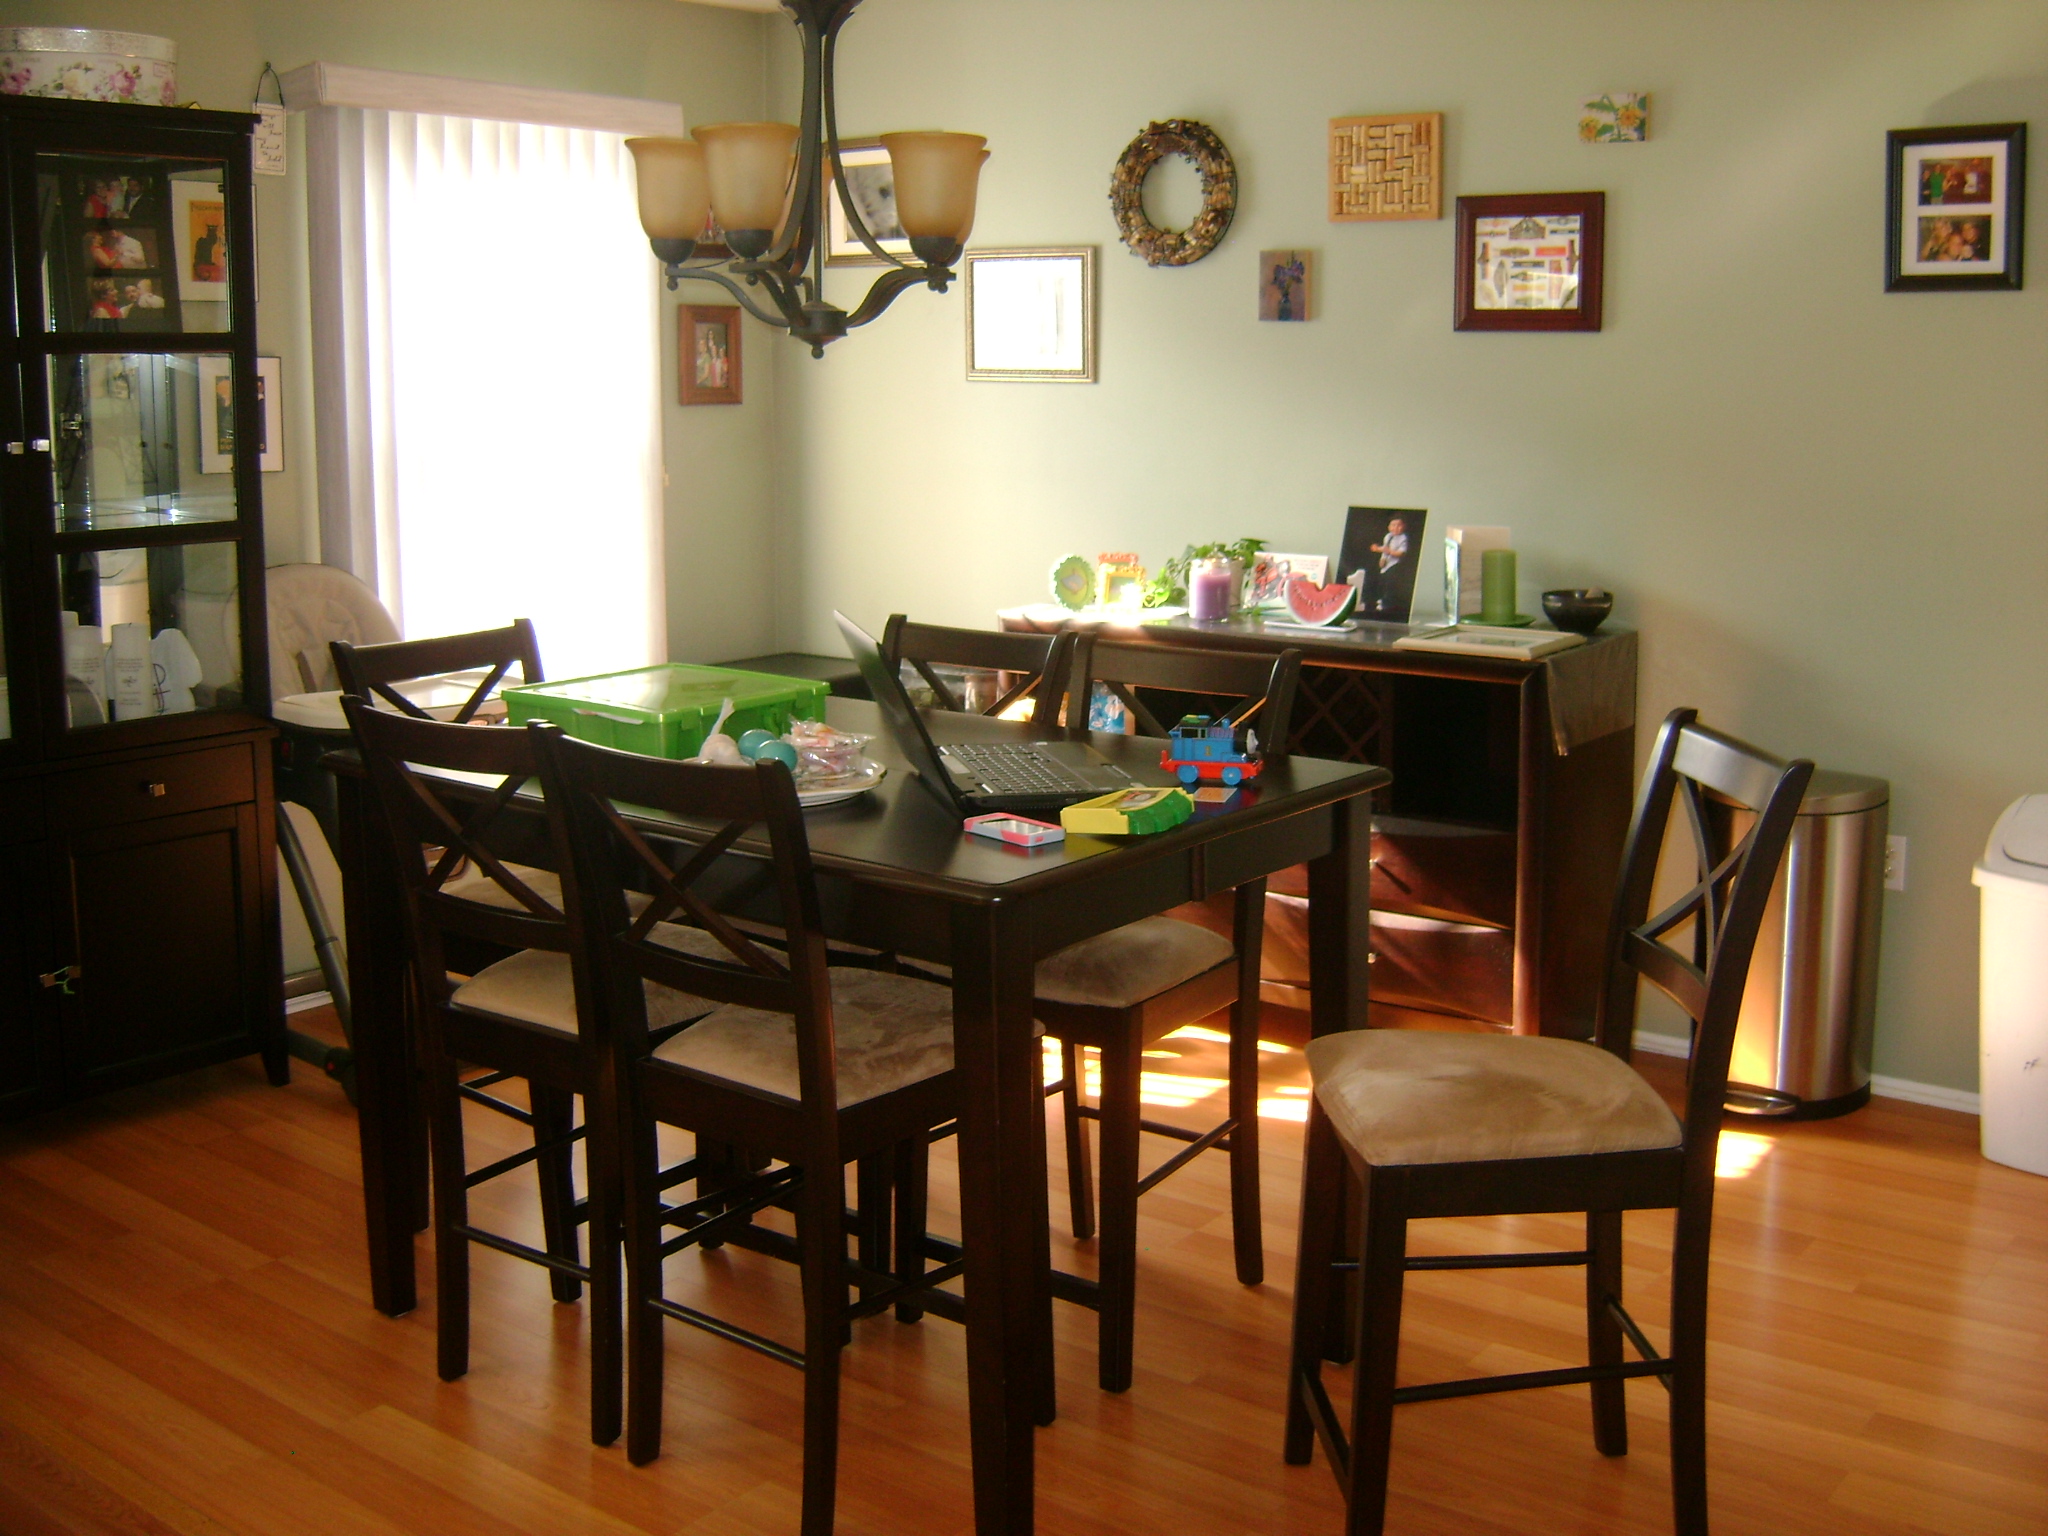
[1160,712,1263,787]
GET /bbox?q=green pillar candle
[1479,548,1517,623]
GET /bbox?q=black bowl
[1541,588,1613,633]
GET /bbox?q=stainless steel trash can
[1711,771,1889,1119]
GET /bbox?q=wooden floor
[1,1003,2043,1536]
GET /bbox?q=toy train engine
[1162,712,1263,786]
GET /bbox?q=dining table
[330,694,1389,1536]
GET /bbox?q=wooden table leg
[335,768,421,1318]
[950,900,1049,1535]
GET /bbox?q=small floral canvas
[1580,92,1649,143]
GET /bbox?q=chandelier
[626,0,987,357]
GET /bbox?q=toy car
[1161,712,1263,787]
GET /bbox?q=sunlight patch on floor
[1715,1129,1774,1178]
[1162,1024,1291,1053]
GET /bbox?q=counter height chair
[1047,634,1302,1392]
[1284,708,1812,1536]
[342,701,715,1446]
[535,730,962,1531]
[881,612,1075,725]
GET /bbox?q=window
[301,73,675,678]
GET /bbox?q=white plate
[798,760,887,807]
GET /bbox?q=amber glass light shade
[882,132,988,240]
[693,122,799,234]
[624,137,709,241]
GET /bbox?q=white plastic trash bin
[1973,794,2048,1176]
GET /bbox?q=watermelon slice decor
[1285,574,1359,626]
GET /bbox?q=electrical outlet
[1885,835,1908,892]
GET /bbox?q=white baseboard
[1631,1030,1980,1117]
[286,991,334,1015]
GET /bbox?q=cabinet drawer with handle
[47,743,256,833]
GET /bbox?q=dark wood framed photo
[1885,123,2025,292]
[1454,191,1604,331]
[679,304,741,405]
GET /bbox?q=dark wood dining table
[332,696,1388,1536]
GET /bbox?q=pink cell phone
[962,813,1066,848]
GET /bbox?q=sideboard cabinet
[0,95,282,1119]
[1002,609,1637,1038]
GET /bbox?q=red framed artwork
[1454,191,1605,332]
[679,304,741,405]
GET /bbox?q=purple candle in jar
[1190,558,1237,621]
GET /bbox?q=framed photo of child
[1336,506,1428,623]
[1885,123,2025,292]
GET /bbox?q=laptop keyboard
[942,743,1088,793]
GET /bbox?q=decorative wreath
[1108,119,1237,267]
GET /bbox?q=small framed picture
[825,139,911,266]
[195,355,282,474]
[680,304,742,405]
[84,227,160,271]
[965,246,1097,383]
[1337,507,1428,623]
[1245,553,1329,610]
[1454,192,1604,332]
[170,178,230,302]
[1258,249,1314,321]
[1886,123,2025,291]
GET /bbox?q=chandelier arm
[667,263,807,332]
[764,3,828,273]
[842,265,933,330]
[821,26,916,270]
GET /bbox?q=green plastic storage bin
[502,664,828,759]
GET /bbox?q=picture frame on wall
[1885,122,2025,292]
[965,246,1097,383]
[679,304,742,405]
[1454,191,1605,332]
[169,178,230,303]
[824,139,912,266]
[195,355,282,474]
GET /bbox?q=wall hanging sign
[824,138,912,267]
[1258,249,1313,320]
[966,246,1096,382]
[1109,119,1235,266]
[1454,191,1605,331]
[1579,93,1649,143]
[680,304,742,404]
[1885,122,2025,292]
[1330,112,1441,220]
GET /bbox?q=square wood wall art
[1330,112,1442,221]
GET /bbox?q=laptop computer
[834,611,1141,815]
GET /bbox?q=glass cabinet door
[43,353,241,532]
[35,153,231,336]
[0,565,11,742]
[54,540,241,731]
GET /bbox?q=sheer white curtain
[307,102,665,678]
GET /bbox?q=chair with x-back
[881,612,1076,725]
[1038,631,1303,1392]
[1284,707,1812,1535]
[341,702,714,1445]
[534,729,962,1529]
[331,617,542,724]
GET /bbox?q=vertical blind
[308,108,665,677]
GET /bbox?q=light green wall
[779,0,2048,1093]
[9,0,783,661]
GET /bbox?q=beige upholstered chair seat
[653,968,957,1107]
[913,916,1236,1008]
[442,861,648,919]
[1306,1031,1682,1168]
[450,921,718,1035]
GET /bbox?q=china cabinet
[0,94,282,1117]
